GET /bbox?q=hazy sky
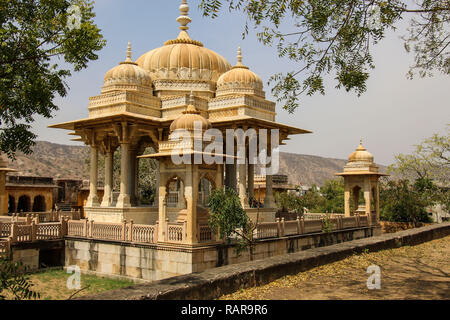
[35,0,449,166]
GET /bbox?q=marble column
[86,146,99,207]
[101,150,114,207]
[116,143,131,208]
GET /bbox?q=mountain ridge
[6,141,388,186]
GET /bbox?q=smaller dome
[103,42,152,88]
[170,93,212,133]
[216,47,264,97]
[348,140,374,163]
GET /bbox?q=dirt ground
[220,236,450,300]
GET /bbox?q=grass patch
[4,269,135,300]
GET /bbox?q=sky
[34,0,450,166]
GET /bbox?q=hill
[6,141,388,186]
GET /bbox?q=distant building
[252,174,297,204]
[5,175,57,214]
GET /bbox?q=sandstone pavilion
[50,0,311,246]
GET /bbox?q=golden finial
[237,46,243,65]
[356,138,366,151]
[125,41,132,62]
[177,0,191,31]
[184,91,199,114]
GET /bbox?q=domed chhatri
[50,0,311,224]
[103,42,152,91]
[337,140,389,175]
[216,47,265,98]
[348,139,374,163]
[170,92,212,133]
[136,0,231,83]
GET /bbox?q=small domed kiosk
[336,140,389,227]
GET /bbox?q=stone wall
[65,226,376,282]
[9,240,65,270]
[79,222,450,300]
[379,221,432,233]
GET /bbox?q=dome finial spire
[237,46,242,63]
[125,41,132,62]
[177,0,191,32]
[189,90,195,105]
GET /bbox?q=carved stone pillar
[216,164,223,190]
[101,150,114,207]
[185,164,199,244]
[153,161,160,207]
[238,162,248,208]
[248,163,255,202]
[177,180,185,209]
[128,148,137,206]
[264,174,275,208]
[86,146,100,207]
[344,183,351,217]
[116,143,131,208]
[135,156,139,205]
[158,170,167,242]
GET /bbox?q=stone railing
[166,221,185,243]
[255,214,371,240]
[9,220,66,243]
[198,224,214,243]
[67,220,158,244]
[303,213,345,220]
[36,223,63,241]
[133,224,157,244]
[0,212,64,224]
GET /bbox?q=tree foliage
[199,0,450,112]
[388,125,450,184]
[207,187,259,257]
[379,178,434,224]
[297,180,344,213]
[0,258,39,300]
[319,179,345,213]
[0,0,106,159]
[208,187,249,241]
[274,190,303,214]
[388,126,449,211]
